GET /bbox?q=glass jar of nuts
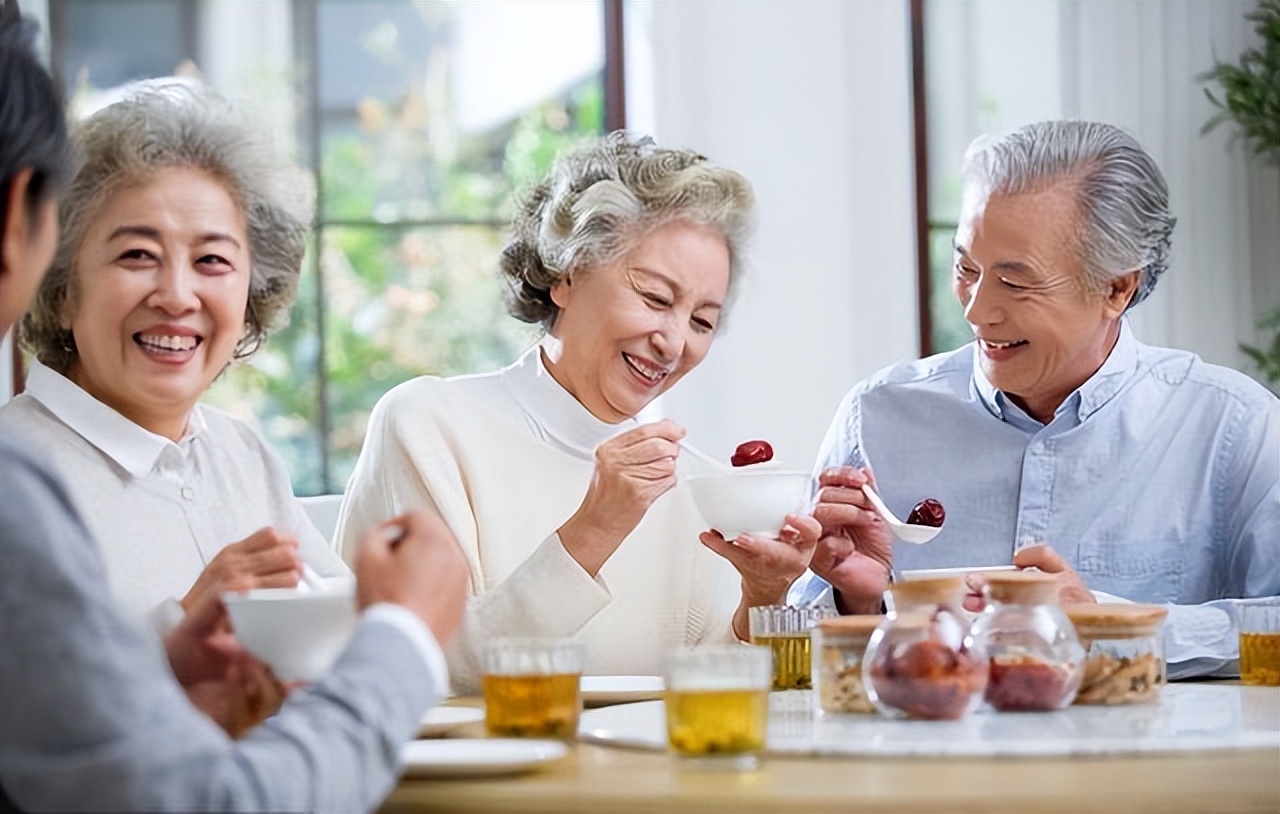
[812,615,881,715]
[864,576,988,720]
[1062,603,1168,705]
[971,572,1085,712]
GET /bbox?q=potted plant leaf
[1199,0,1280,390]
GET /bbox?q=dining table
[382,679,1279,814]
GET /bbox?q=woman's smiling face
[543,219,731,423]
[64,166,251,440]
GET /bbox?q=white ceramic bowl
[223,586,358,682]
[687,468,811,540]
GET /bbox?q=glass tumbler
[1239,602,1280,687]
[749,604,833,690]
[664,644,772,770]
[481,637,584,739]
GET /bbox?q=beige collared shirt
[0,362,349,634]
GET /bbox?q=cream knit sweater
[336,346,741,691]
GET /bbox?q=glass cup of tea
[748,605,833,690]
[664,644,772,770]
[1239,603,1280,687]
[481,637,584,739]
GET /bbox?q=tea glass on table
[1239,603,1280,687]
[748,604,833,690]
[481,637,584,739]
[664,644,772,771]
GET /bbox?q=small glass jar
[864,576,988,720]
[971,572,1085,712]
[1063,603,1168,705]
[748,605,833,690]
[812,615,881,714]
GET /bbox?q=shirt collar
[503,341,641,459]
[23,361,203,477]
[972,318,1139,429]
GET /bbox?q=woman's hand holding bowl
[558,419,687,576]
[181,527,304,613]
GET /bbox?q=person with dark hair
[798,121,1278,680]
[0,6,471,810]
[336,132,823,690]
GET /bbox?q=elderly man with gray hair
[796,120,1278,680]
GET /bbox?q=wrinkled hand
[166,593,289,738]
[702,514,822,641]
[1015,545,1095,604]
[558,420,685,575]
[181,527,302,612]
[701,513,822,605]
[810,466,894,614]
[356,510,471,646]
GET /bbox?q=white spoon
[862,485,942,545]
[678,440,730,473]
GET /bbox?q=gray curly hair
[960,120,1175,309]
[22,80,313,373]
[500,131,755,330]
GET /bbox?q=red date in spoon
[906,498,946,528]
[731,440,773,467]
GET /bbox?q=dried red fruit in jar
[906,498,946,527]
[985,654,1072,712]
[731,440,774,467]
[868,640,978,720]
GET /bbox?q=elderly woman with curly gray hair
[336,133,822,689]
[0,81,348,636]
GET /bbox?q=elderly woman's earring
[60,331,76,353]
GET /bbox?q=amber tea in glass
[1239,604,1280,687]
[748,605,832,690]
[482,638,583,739]
[664,644,771,770]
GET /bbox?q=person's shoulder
[1139,343,1278,412]
[0,431,73,520]
[0,392,60,431]
[847,344,974,401]
[376,365,511,417]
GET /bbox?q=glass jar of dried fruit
[1061,603,1168,705]
[970,572,1085,712]
[863,576,988,720]
[812,614,881,715]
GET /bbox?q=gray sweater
[0,431,435,812]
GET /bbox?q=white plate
[900,565,1017,580]
[418,705,485,737]
[581,675,665,707]
[399,738,568,778]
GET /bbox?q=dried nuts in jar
[812,615,881,714]
[1063,603,1168,705]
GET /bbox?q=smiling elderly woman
[335,133,821,690]
[797,121,1278,680]
[0,81,348,634]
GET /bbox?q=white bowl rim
[685,468,810,482]
[223,586,355,603]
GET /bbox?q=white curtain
[1061,0,1279,373]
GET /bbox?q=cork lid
[890,575,964,609]
[1063,603,1168,638]
[816,614,883,640]
[984,571,1059,605]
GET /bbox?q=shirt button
[1020,536,1038,549]
[181,487,195,500]
[1031,441,1045,453]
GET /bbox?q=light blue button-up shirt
[794,321,1279,679]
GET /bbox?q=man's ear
[0,169,40,334]
[1104,269,1141,316]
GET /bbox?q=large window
[46,0,614,494]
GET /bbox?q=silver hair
[960,120,1175,308]
[500,131,755,330]
[22,80,313,373]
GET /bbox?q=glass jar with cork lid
[1062,603,1168,705]
[864,576,988,720]
[971,571,1085,711]
[812,615,881,715]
